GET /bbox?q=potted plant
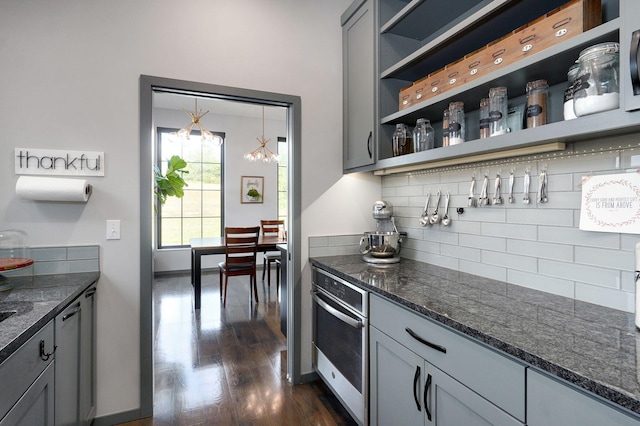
[154,155,188,205]
[247,188,261,201]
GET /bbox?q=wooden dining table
[190,235,286,309]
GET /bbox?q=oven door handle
[312,292,364,329]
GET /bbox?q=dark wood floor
[119,270,356,426]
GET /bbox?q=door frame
[139,75,302,417]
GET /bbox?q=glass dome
[0,229,33,291]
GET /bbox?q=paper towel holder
[15,176,93,203]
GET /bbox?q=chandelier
[244,106,279,163]
[173,99,222,145]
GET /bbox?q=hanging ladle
[441,192,452,226]
[419,192,431,227]
[429,190,442,225]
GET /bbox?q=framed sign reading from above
[241,176,264,204]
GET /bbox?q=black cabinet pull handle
[631,30,640,95]
[85,287,97,298]
[367,131,372,159]
[406,327,447,353]
[39,340,57,361]
[62,303,81,321]
[425,373,432,421]
[413,365,421,411]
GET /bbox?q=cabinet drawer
[0,320,54,419]
[528,369,640,425]
[370,294,525,422]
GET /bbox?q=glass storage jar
[489,87,508,136]
[412,118,435,152]
[573,42,620,117]
[479,98,490,139]
[442,109,450,147]
[448,101,465,145]
[526,79,548,128]
[392,123,412,156]
[563,63,580,120]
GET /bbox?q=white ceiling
[153,91,287,120]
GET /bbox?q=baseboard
[92,408,146,426]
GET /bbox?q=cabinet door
[0,362,55,426]
[427,364,523,426]
[55,300,82,426]
[370,326,426,426]
[622,0,640,111]
[342,0,375,171]
[528,369,640,426]
[80,286,97,425]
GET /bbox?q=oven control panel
[312,267,367,316]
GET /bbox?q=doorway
[139,75,302,417]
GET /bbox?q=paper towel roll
[15,176,92,202]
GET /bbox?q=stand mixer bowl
[359,231,401,258]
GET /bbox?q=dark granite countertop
[310,255,640,416]
[0,272,100,364]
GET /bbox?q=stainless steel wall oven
[312,267,368,426]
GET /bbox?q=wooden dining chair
[218,226,260,307]
[260,219,284,288]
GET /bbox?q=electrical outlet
[106,220,121,240]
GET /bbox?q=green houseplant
[247,188,261,200]
[154,155,188,205]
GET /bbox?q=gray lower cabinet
[55,285,97,426]
[342,0,376,171]
[527,369,640,426]
[369,294,525,425]
[0,321,55,425]
[0,363,55,426]
[370,326,523,426]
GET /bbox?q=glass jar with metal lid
[573,42,620,117]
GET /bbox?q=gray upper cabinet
[342,0,376,172]
[343,0,640,175]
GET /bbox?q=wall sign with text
[14,148,105,177]
[580,172,640,234]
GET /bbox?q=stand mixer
[359,200,405,264]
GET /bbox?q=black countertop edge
[0,272,100,364]
[309,257,640,417]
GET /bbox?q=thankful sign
[579,172,640,234]
[15,148,105,177]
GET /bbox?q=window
[277,136,288,224]
[156,128,224,248]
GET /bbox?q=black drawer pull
[39,340,57,361]
[62,303,81,321]
[413,365,421,411]
[85,287,97,298]
[425,373,432,421]
[406,327,447,353]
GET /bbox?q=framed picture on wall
[241,176,264,204]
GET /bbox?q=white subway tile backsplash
[31,247,67,261]
[539,259,620,288]
[481,250,537,273]
[508,270,574,298]
[460,259,506,282]
[459,234,506,252]
[507,239,573,262]
[312,138,637,313]
[538,226,620,249]
[481,222,537,241]
[575,246,634,271]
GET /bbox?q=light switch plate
[106,220,121,240]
